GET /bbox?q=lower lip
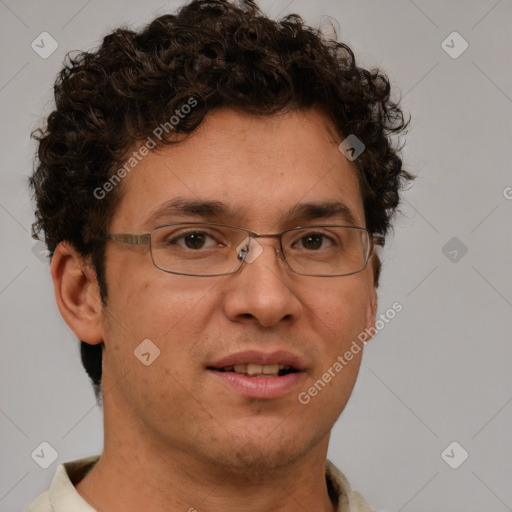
[208,370,305,399]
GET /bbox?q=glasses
[105,222,384,277]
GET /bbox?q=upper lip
[208,350,306,371]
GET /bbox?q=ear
[364,285,378,342]
[50,241,104,345]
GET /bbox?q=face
[99,108,377,473]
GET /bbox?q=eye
[183,232,209,249]
[169,230,221,250]
[294,232,335,251]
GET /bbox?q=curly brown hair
[30,0,413,400]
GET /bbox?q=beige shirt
[27,456,376,512]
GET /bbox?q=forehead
[111,108,365,231]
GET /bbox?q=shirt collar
[40,456,373,512]
[48,456,99,512]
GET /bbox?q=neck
[76,419,336,512]
[75,373,337,512]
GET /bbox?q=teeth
[247,363,266,376]
[262,364,279,375]
[224,364,292,376]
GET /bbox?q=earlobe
[51,241,104,345]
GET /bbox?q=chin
[202,424,328,478]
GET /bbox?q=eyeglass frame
[103,221,385,277]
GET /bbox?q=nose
[222,239,303,327]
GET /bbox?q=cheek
[107,268,217,337]
[306,278,372,348]
[300,283,370,420]
[101,275,220,422]
[102,272,228,401]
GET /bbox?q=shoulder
[26,490,51,512]
[326,459,378,512]
[26,456,100,512]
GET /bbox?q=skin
[52,107,378,512]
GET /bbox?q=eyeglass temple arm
[105,233,151,245]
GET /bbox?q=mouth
[210,363,300,378]
[206,351,306,399]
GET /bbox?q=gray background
[1,1,511,511]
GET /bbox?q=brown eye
[300,234,324,250]
[183,232,207,249]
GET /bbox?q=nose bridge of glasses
[236,233,283,265]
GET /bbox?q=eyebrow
[141,198,359,229]
[141,198,239,228]
[284,201,358,226]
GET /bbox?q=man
[28,1,413,510]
